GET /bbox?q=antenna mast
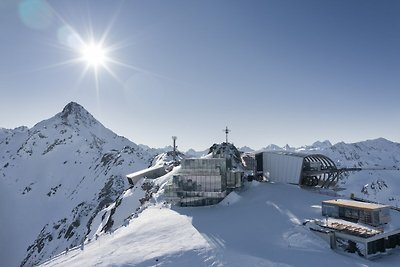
[172,136,177,162]
[223,126,231,143]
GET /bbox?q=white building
[255,151,339,187]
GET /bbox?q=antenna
[223,126,231,143]
[172,136,177,162]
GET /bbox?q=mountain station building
[255,151,341,188]
[313,199,400,259]
[164,157,243,206]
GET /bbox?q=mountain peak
[61,102,86,118]
[311,140,332,148]
[57,101,99,128]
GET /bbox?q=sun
[80,42,107,68]
[53,21,154,89]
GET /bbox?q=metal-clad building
[260,152,304,184]
[255,151,338,187]
[126,165,167,185]
[322,199,391,227]
[316,199,400,258]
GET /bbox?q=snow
[2,102,400,267]
[218,191,241,206]
[42,207,211,267]
[39,182,400,267]
[0,102,156,267]
[87,178,147,240]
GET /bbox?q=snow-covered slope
[0,102,155,267]
[40,182,400,267]
[2,102,400,267]
[36,138,400,267]
[317,138,400,205]
[320,138,400,169]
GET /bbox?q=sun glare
[81,43,107,68]
[53,15,157,90]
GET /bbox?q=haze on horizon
[0,0,399,151]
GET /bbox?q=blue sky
[0,0,399,150]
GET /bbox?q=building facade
[255,151,339,187]
[165,158,243,206]
[314,199,400,259]
[126,165,167,185]
[322,199,391,227]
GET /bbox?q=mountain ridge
[1,102,400,267]
[0,102,156,267]
[37,140,400,267]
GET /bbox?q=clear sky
[0,0,399,150]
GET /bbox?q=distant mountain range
[1,102,399,267]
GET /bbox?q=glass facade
[165,158,235,206]
[322,201,391,226]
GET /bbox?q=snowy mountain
[238,146,255,153]
[2,102,400,267]
[41,182,400,267]
[185,148,208,158]
[0,102,156,267]
[261,143,287,151]
[308,138,400,205]
[38,137,400,267]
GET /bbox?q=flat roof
[256,151,310,158]
[126,165,165,179]
[322,199,390,211]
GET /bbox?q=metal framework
[301,154,361,188]
[302,154,337,187]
